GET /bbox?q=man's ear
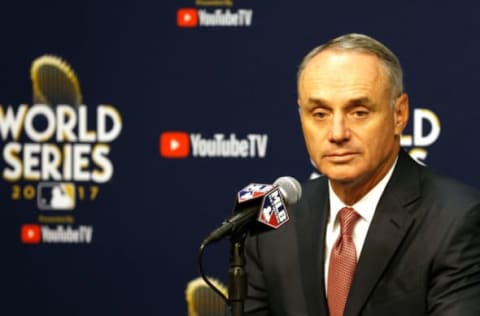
[394,93,409,136]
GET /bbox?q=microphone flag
[236,183,289,229]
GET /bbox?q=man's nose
[328,115,350,143]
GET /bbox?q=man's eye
[313,111,328,119]
[352,110,369,118]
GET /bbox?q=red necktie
[327,207,360,316]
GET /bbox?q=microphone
[203,176,302,245]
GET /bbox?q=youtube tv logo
[176,7,254,28]
[21,224,42,244]
[177,8,198,28]
[160,131,268,159]
[160,132,190,158]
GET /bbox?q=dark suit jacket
[244,150,480,316]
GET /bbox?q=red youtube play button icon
[177,8,198,28]
[21,224,42,244]
[160,132,190,158]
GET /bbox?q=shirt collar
[328,156,398,224]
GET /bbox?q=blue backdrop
[2,1,480,315]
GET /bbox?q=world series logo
[1,55,123,244]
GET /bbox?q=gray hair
[297,33,404,100]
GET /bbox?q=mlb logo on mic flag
[237,183,289,229]
[237,183,274,203]
[258,188,289,229]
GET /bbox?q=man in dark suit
[244,33,480,315]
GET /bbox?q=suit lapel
[295,177,330,316]
[344,151,421,316]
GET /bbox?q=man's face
[297,50,408,192]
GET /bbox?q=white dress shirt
[324,158,398,291]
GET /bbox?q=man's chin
[329,176,357,185]
[320,167,359,184]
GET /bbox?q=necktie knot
[338,207,359,237]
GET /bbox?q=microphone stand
[228,231,247,316]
